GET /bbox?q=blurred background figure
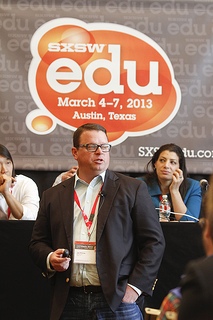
[178,174,213,320]
[0,144,39,220]
[156,174,213,320]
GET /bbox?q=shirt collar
[74,171,106,188]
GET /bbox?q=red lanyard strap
[74,186,102,231]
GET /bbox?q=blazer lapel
[59,178,75,245]
[96,170,119,242]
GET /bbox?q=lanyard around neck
[74,185,103,235]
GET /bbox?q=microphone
[200,179,209,191]
[62,249,70,258]
[155,208,199,222]
[99,191,106,197]
[98,191,106,211]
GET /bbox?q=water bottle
[159,195,171,222]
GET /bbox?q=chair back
[165,311,178,320]
[144,307,160,320]
[144,308,178,320]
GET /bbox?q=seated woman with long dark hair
[138,143,202,221]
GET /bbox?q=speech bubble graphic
[27,18,181,144]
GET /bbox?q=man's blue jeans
[60,290,143,320]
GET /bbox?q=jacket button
[66,278,70,283]
[152,278,158,291]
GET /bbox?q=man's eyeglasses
[78,143,111,152]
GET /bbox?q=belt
[70,285,102,294]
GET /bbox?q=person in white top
[0,144,40,220]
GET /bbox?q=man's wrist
[47,252,54,271]
[127,283,142,296]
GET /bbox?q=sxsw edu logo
[27,18,181,144]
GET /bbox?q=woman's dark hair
[73,123,108,148]
[144,143,188,199]
[0,144,15,177]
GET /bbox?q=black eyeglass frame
[77,143,112,152]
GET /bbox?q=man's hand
[0,174,15,194]
[0,175,4,185]
[122,285,139,304]
[61,166,78,182]
[49,249,71,272]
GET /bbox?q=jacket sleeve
[128,179,165,296]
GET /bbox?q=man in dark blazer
[29,123,165,320]
[178,174,213,320]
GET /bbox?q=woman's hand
[169,169,187,220]
[170,169,183,191]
